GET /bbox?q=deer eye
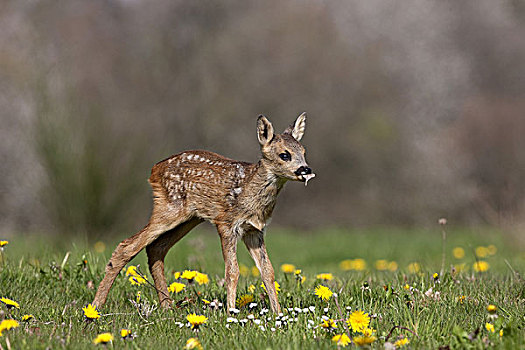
[279,151,291,161]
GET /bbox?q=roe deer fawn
[93,113,315,313]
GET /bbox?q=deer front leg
[243,231,281,313]
[217,225,239,311]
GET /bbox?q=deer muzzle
[294,166,316,186]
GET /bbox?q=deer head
[256,112,315,185]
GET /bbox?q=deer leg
[217,224,239,311]
[146,218,203,309]
[93,221,179,308]
[243,231,281,313]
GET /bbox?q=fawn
[92,113,315,313]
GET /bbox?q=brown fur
[93,113,314,313]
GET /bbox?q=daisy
[347,310,370,333]
[82,303,100,320]
[314,285,333,301]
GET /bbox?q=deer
[92,113,315,313]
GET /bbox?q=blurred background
[1,0,524,243]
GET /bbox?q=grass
[0,226,524,349]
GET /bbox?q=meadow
[0,226,524,349]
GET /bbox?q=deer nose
[294,166,312,176]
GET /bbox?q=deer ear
[257,115,274,146]
[284,112,307,141]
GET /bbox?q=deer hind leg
[243,231,281,313]
[146,218,203,309]
[216,224,239,311]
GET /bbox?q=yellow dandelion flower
[168,282,185,293]
[454,263,466,272]
[294,269,302,275]
[0,297,20,309]
[136,291,141,303]
[202,299,210,305]
[236,294,254,308]
[354,335,377,346]
[332,333,351,347]
[487,304,497,313]
[499,329,503,337]
[174,271,181,279]
[0,319,19,334]
[375,259,388,270]
[473,261,490,272]
[433,272,439,280]
[353,259,367,271]
[181,270,198,280]
[21,315,34,322]
[120,329,132,339]
[456,295,466,304]
[475,246,489,258]
[194,272,209,285]
[485,323,495,333]
[93,332,113,344]
[129,275,147,286]
[0,240,8,247]
[347,310,370,333]
[126,265,138,276]
[186,313,207,329]
[260,281,280,294]
[82,303,100,320]
[316,273,333,281]
[339,259,353,271]
[407,262,420,274]
[314,285,333,301]
[247,284,256,293]
[362,327,375,337]
[239,264,249,277]
[185,337,203,350]
[280,263,296,273]
[251,266,259,277]
[452,247,465,259]
[403,284,410,290]
[394,338,410,347]
[487,244,497,255]
[388,261,398,271]
[94,241,106,253]
[320,319,337,329]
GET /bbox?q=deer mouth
[298,173,316,186]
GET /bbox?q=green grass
[0,227,524,349]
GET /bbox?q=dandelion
[181,270,198,281]
[320,318,337,330]
[353,259,367,271]
[251,266,260,277]
[168,282,186,293]
[394,338,410,347]
[499,329,503,337]
[485,323,495,333]
[475,246,489,258]
[0,297,20,309]
[82,303,100,320]
[260,281,280,294]
[185,338,203,350]
[247,284,256,293]
[0,240,8,248]
[314,285,333,301]
[487,244,497,255]
[239,264,249,277]
[456,295,466,304]
[347,310,370,333]
[94,241,106,253]
[433,272,439,280]
[126,265,138,276]
[316,273,333,281]
[237,294,254,308]
[403,284,410,290]
[487,304,497,313]
[21,314,34,322]
[388,261,398,271]
[332,333,351,347]
[120,329,132,339]
[174,271,181,279]
[354,335,377,346]
[136,291,141,303]
[0,319,19,336]
[473,261,490,272]
[129,275,147,286]
[362,327,375,337]
[186,313,207,329]
[195,272,209,285]
[281,263,296,273]
[407,262,420,274]
[452,247,465,259]
[93,333,113,345]
[375,260,388,270]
